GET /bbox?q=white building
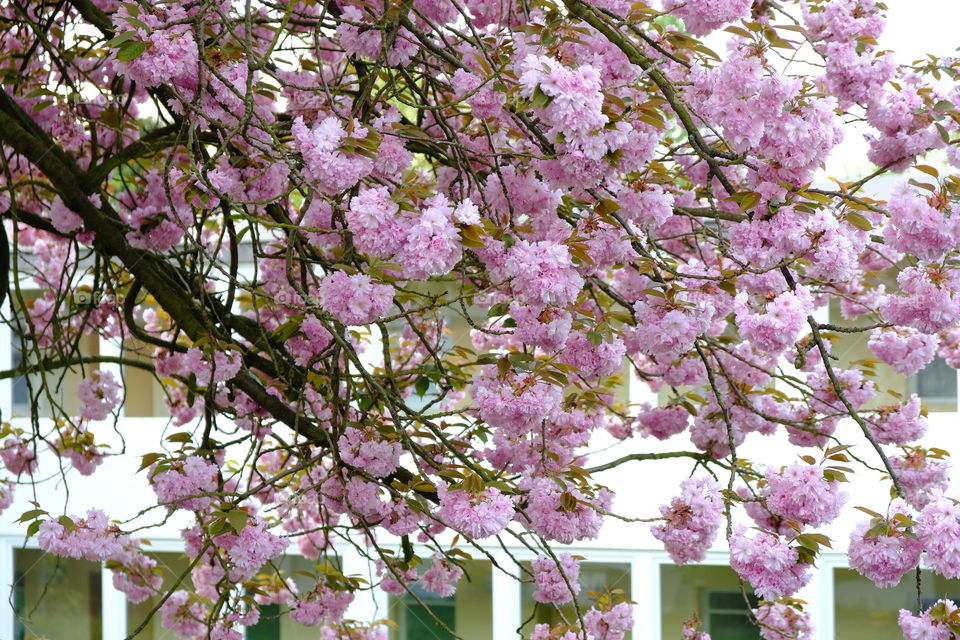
[2,283,959,640]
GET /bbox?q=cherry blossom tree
[2,0,960,638]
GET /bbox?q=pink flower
[868,327,938,377]
[470,366,563,436]
[77,370,121,421]
[762,464,847,528]
[0,479,14,516]
[891,449,950,510]
[652,476,723,564]
[532,553,581,604]
[317,272,394,325]
[338,426,401,478]
[848,500,922,588]
[112,541,163,603]
[436,482,515,539]
[729,527,810,600]
[899,600,960,640]
[291,116,372,194]
[753,601,813,640]
[420,554,463,597]
[916,497,960,579]
[504,240,584,307]
[38,508,129,562]
[291,584,355,626]
[662,0,752,35]
[634,404,689,440]
[735,287,814,356]
[1,436,38,476]
[559,331,626,378]
[868,396,927,445]
[160,590,207,639]
[151,456,219,511]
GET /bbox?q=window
[14,548,102,640]
[390,559,492,640]
[661,565,758,640]
[911,357,958,412]
[126,550,192,640]
[834,568,960,640]
[521,561,632,639]
[702,591,759,640]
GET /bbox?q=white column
[632,553,660,640]
[491,551,521,640]
[0,539,15,640]
[0,296,12,417]
[101,565,129,640]
[806,557,836,640]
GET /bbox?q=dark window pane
[915,358,957,401]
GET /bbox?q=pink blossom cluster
[38,508,129,561]
[619,184,675,230]
[520,477,611,544]
[436,482,515,539]
[847,500,922,588]
[651,475,723,564]
[291,584,355,626]
[881,265,960,334]
[868,396,927,445]
[0,435,37,476]
[337,427,401,478]
[151,456,219,511]
[891,449,950,510]
[583,603,634,640]
[212,518,289,582]
[317,272,394,326]
[882,185,960,262]
[344,187,466,280]
[77,370,121,421]
[634,404,689,440]
[917,496,960,578]
[729,527,811,600]
[504,240,584,307]
[518,55,607,151]
[51,423,105,476]
[631,296,714,363]
[0,479,13,515]
[112,5,199,90]
[112,541,164,603]
[511,303,572,352]
[662,0,752,35]
[868,327,938,377]
[761,464,847,528]
[559,331,626,378]
[531,552,581,604]
[420,554,464,597]
[160,591,208,639]
[899,600,960,640]
[735,287,814,356]
[292,116,373,194]
[470,366,563,436]
[753,601,813,640]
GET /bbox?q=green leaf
[227,509,249,533]
[107,31,136,47]
[58,515,76,532]
[26,520,41,538]
[139,452,165,473]
[586,331,603,346]
[16,509,47,523]
[414,376,431,397]
[116,40,146,62]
